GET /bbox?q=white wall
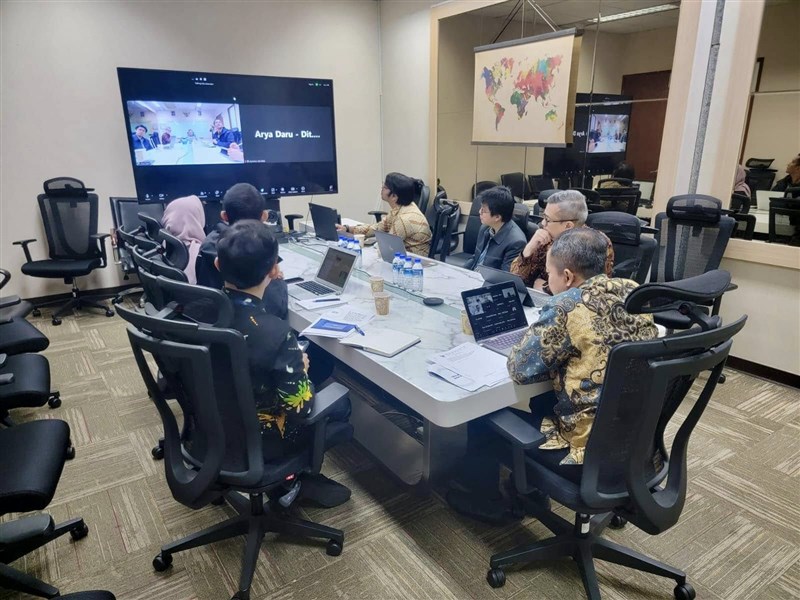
[0,0,383,298]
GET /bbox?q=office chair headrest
[666,194,722,224]
[744,157,774,170]
[538,189,559,208]
[43,176,94,197]
[586,212,641,246]
[625,270,731,330]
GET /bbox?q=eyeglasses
[541,214,575,225]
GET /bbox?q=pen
[353,325,366,336]
[313,297,341,303]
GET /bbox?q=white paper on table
[295,296,348,311]
[429,342,509,388]
[318,306,374,326]
[427,361,481,392]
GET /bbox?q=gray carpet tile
[1,303,798,599]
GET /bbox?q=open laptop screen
[461,281,528,342]
[317,247,356,289]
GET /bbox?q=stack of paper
[428,343,509,391]
[300,306,373,339]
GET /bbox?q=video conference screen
[587,114,629,154]
[117,67,339,204]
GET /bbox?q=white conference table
[136,141,238,166]
[279,239,550,486]
[750,208,795,237]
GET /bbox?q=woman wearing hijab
[161,195,206,284]
[733,165,751,198]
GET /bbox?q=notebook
[461,281,530,357]
[340,328,421,357]
[287,247,356,300]
[375,230,437,267]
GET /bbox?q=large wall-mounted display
[118,67,339,204]
[472,30,580,147]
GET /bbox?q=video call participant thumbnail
[131,125,154,151]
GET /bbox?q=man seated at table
[216,220,351,507]
[510,189,614,293]
[336,172,432,256]
[464,186,526,271]
[160,126,173,146]
[131,124,154,151]
[211,117,236,154]
[447,228,657,522]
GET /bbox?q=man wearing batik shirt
[337,172,432,256]
[510,189,614,294]
[507,227,657,465]
[216,220,351,507]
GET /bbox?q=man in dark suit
[465,186,526,272]
[131,124,154,151]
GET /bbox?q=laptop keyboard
[297,281,335,296]
[485,329,527,351]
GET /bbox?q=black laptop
[461,281,530,356]
[476,265,550,308]
[309,203,339,241]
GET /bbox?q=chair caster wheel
[153,552,173,572]
[326,539,343,557]
[52,317,62,326]
[105,309,115,317]
[609,515,628,529]
[65,445,76,460]
[48,393,62,409]
[111,297,121,305]
[152,445,164,460]
[487,568,506,588]
[718,373,727,384]
[70,520,89,541]
[232,592,250,600]
[32,308,42,317]
[674,582,696,600]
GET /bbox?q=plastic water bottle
[392,253,402,286]
[338,236,347,248]
[412,258,424,292]
[354,240,362,269]
[347,238,355,251]
[403,256,414,290]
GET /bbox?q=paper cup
[374,292,390,316]
[369,276,385,293]
[461,309,473,336]
[134,148,146,163]
[354,233,366,246]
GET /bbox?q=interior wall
[740,1,800,178]
[0,0,382,298]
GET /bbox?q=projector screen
[118,67,338,204]
[472,30,580,146]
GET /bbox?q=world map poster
[472,31,579,146]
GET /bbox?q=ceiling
[472,0,681,35]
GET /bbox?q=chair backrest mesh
[652,195,735,282]
[37,193,99,260]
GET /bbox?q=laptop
[461,281,530,357]
[476,265,550,308]
[755,189,781,211]
[288,246,357,300]
[309,203,340,241]
[374,230,437,267]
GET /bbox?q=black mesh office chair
[595,187,641,215]
[500,172,533,200]
[651,195,736,329]
[586,212,657,284]
[471,180,497,200]
[0,419,88,598]
[13,178,114,325]
[136,212,190,272]
[448,194,484,268]
[116,278,351,600]
[0,269,49,356]
[744,157,776,193]
[0,269,34,321]
[485,271,746,600]
[429,199,461,262]
[528,175,554,196]
[571,188,602,213]
[768,198,800,245]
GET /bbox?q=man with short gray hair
[510,190,613,293]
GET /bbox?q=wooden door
[621,71,671,182]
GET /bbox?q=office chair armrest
[640,225,658,235]
[90,234,111,266]
[0,373,13,385]
[12,239,37,262]
[0,353,6,367]
[0,295,21,310]
[368,210,387,223]
[486,409,545,449]
[285,213,304,231]
[303,381,349,425]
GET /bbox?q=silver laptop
[375,230,437,267]
[460,281,530,357]
[288,247,357,300]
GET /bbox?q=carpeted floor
[2,304,799,600]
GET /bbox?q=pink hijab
[161,195,206,284]
[733,165,751,198]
